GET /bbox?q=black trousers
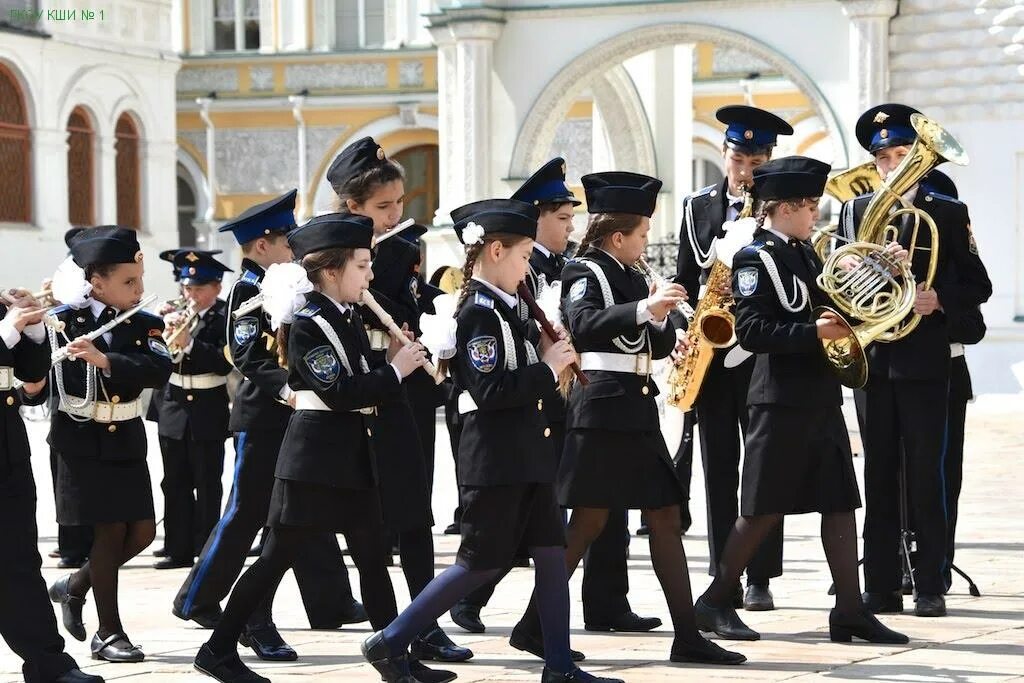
[406,370,440,489]
[697,358,782,583]
[159,436,226,560]
[461,422,634,622]
[173,428,356,627]
[48,448,92,559]
[859,375,950,595]
[1,462,77,683]
[944,357,970,586]
[674,410,696,529]
[445,398,463,526]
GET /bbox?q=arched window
[391,144,438,226]
[66,107,95,227]
[115,113,141,229]
[0,63,32,223]
[177,166,198,247]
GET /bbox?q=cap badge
[185,252,199,262]
[873,111,890,124]
[188,267,196,275]
[376,147,385,161]
[744,130,754,140]
[879,129,889,139]
[134,251,144,263]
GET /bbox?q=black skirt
[373,392,433,532]
[56,452,154,525]
[457,483,565,570]
[557,429,683,509]
[741,405,861,515]
[268,478,385,534]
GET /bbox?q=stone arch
[509,23,848,180]
[589,65,656,176]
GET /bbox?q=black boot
[694,597,760,641]
[829,607,909,644]
[409,660,457,683]
[669,634,747,665]
[410,626,474,662]
[541,666,625,682]
[743,584,775,611]
[361,631,417,683]
[449,600,485,633]
[194,644,269,682]
[239,622,297,661]
[48,575,86,642]
[53,668,104,683]
[914,594,947,617]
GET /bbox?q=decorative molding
[838,0,899,19]
[249,66,274,91]
[509,23,849,178]
[177,66,239,93]
[399,60,425,87]
[284,62,388,90]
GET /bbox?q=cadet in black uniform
[0,289,102,683]
[511,172,744,666]
[42,226,173,662]
[450,158,660,637]
[328,137,469,663]
[693,157,907,647]
[152,249,233,569]
[361,198,620,683]
[841,104,992,617]
[676,106,793,611]
[194,212,450,683]
[173,192,364,659]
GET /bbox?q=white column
[33,129,70,230]
[146,139,181,240]
[188,0,211,55]
[99,135,118,224]
[450,19,502,209]
[290,94,310,221]
[196,97,217,222]
[840,1,898,119]
[672,44,695,238]
[428,23,460,224]
[259,0,276,52]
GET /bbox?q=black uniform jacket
[156,298,233,441]
[276,291,401,490]
[0,307,50,469]
[46,303,173,461]
[227,259,293,432]
[451,280,557,487]
[676,179,728,310]
[839,183,992,381]
[731,228,841,408]
[560,248,677,433]
[525,246,569,425]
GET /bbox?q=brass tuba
[812,162,882,262]
[815,113,968,388]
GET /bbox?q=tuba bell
[815,113,968,388]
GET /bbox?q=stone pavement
[3,393,1022,682]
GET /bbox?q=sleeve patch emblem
[467,335,498,373]
[737,267,759,296]
[233,317,259,346]
[304,345,341,385]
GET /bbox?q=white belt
[950,343,965,359]
[169,372,227,390]
[364,327,389,351]
[293,390,377,415]
[457,391,478,415]
[0,367,13,391]
[579,351,652,375]
[59,397,142,423]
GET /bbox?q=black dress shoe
[361,631,417,683]
[172,604,223,629]
[409,659,457,683]
[57,557,86,569]
[310,599,369,628]
[635,524,651,536]
[49,547,62,559]
[153,556,194,570]
[512,556,531,568]
[509,623,585,661]
[829,607,909,644]
[90,632,144,663]
[194,644,269,682]
[450,600,485,633]
[443,522,460,535]
[152,547,168,558]
[743,584,775,611]
[48,575,86,642]
[238,622,297,661]
[862,590,903,614]
[914,593,946,617]
[694,597,760,641]
[52,668,104,683]
[585,610,662,632]
[410,626,474,663]
[669,634,747,665]
[542,666,625,682]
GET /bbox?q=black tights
[702,511,862,615]
[521,505,699,639]
[207,526,397,655]
[68,519,156,638]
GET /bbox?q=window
[392,144,438,226]
[336,0,386,50]
[0,63,31,223]
[177,169,198,247]
[66,107,95,228]
[115,114,141,230]
[214,0,260,52]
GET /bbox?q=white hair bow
[50,256,92,309]
[461,221,485,246]
[262,262,314,330]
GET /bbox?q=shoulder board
[240,270,261,286]
[692,183,717,199]
[134,309,160,321]
[923,191,963,207]
[473,291,494,309]
[737,240,767,258]
[295,303,320,319]
[49,304,72,316]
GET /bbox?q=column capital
[839,0,898,19]
[448,18,503,43]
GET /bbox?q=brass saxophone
[665,188,753,412]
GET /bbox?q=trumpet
[163,300,201,354]
[0,286,56,308]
